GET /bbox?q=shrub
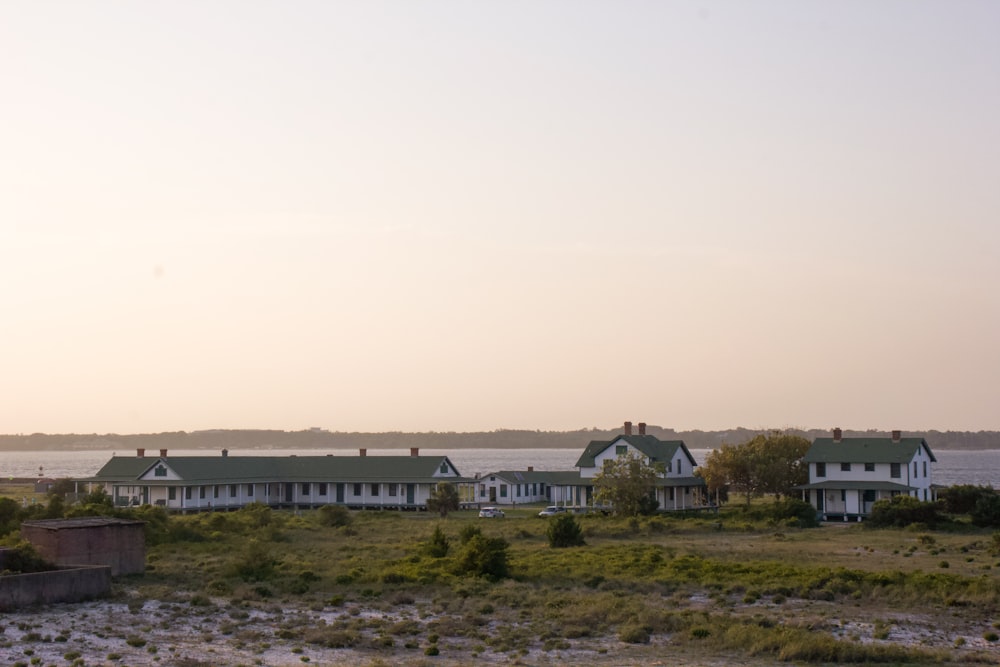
[972,493,1000,528]
[317,505,352,528]
[547,513,585,548]
[939,485,995,515]
[618,624,651,643]
[0,541,53,574]
[230,539,279,582]
[425,525,450,558]
[868,495,941,528]
[768,498,819,528]
[455,534,509,581]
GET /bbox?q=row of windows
[815,461,928,479]
[167,482,410,501]
[479,482,546,498]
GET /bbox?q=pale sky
[2,2,998,434]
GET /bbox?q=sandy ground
[2,591,999,666]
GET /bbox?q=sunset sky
[2,2,998,435]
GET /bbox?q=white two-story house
[575,421,709,511]
[798,428,936,520]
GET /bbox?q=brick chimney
[528,466,534,472]
[833,427,842,443]
[159,449,168,458]
[638,422,646,436]
[359,448,367,457]
[136,448,145,458]
[222,449,228,458]
[410,447,419,457]
[891,430,901,442]
[624,421,633,436]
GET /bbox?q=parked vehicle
[538,506,567,517]
[478,506,505,518]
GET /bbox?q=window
[388,484,398,497]
[864,463,875,472]
[185,487,192,500]
[616,445,627,456]
[214,485,219,499]
[500,484,508,498]
[319,483,328,496]
[370,483,379,496]
[168,487,176,500]
[841,462,851,472]
[841,490,846,502]
[440,462,449,474]
[676,459,682,474]
[666,461,672,473]
[230,484,237,498]
[913,462,918,477]
[247,484,254,497]
[199,486,206,499]
[154,465,167,477]
[923,461,927,477]
[354,483,362,497]
[539,483,546,494]
[816,462,826,478]
[890,463,901,479]
[516,485,521,497]
[479,484,486,497]
[302,483,310,495]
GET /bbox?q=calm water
[2,448,999,488]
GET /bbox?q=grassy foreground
[53,502,994,666]
[6,499,1000,665]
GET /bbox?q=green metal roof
[80,454,464,484]
[803,437,936,464]
[652,476,707,488]
[484,470,575,484]
[574,435,695,469]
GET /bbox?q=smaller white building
[798,428,936,520]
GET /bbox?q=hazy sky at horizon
[2,2,999,435]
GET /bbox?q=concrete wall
[21,521,145,576]
[0,565,111,611]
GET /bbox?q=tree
[426,482,460,518]
[593,451,662,517]
[547,513,585,548]
[697,431,810,507]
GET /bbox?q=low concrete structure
[21,517,146,576]
[0,563,111,611]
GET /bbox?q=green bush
[317,505,353,527]
[768,498,819,528]
[939,485,995,515]
[425,525,451,558]
[455,533,509,581]
[547,513,585,548]
[972,493,1000,528]
[868,495,941,528]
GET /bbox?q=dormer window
[154,465,167,477]
[616,445,627,456]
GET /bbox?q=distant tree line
[2,426,999,452]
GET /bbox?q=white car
[479,506,505,518]
[538,506,567,517]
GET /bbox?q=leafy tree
[426,482,460,518]
[46,478,76,498]
[547,513,585,548]
[697,431,810,506]
[593,451,663,517]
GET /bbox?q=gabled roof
[803,438,936,464]
[575,435,695,469]
[81,455,464,484]
[483,470,571,484]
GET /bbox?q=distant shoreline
[2,427,999,452]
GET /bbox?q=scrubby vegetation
[6,488,1000,664]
